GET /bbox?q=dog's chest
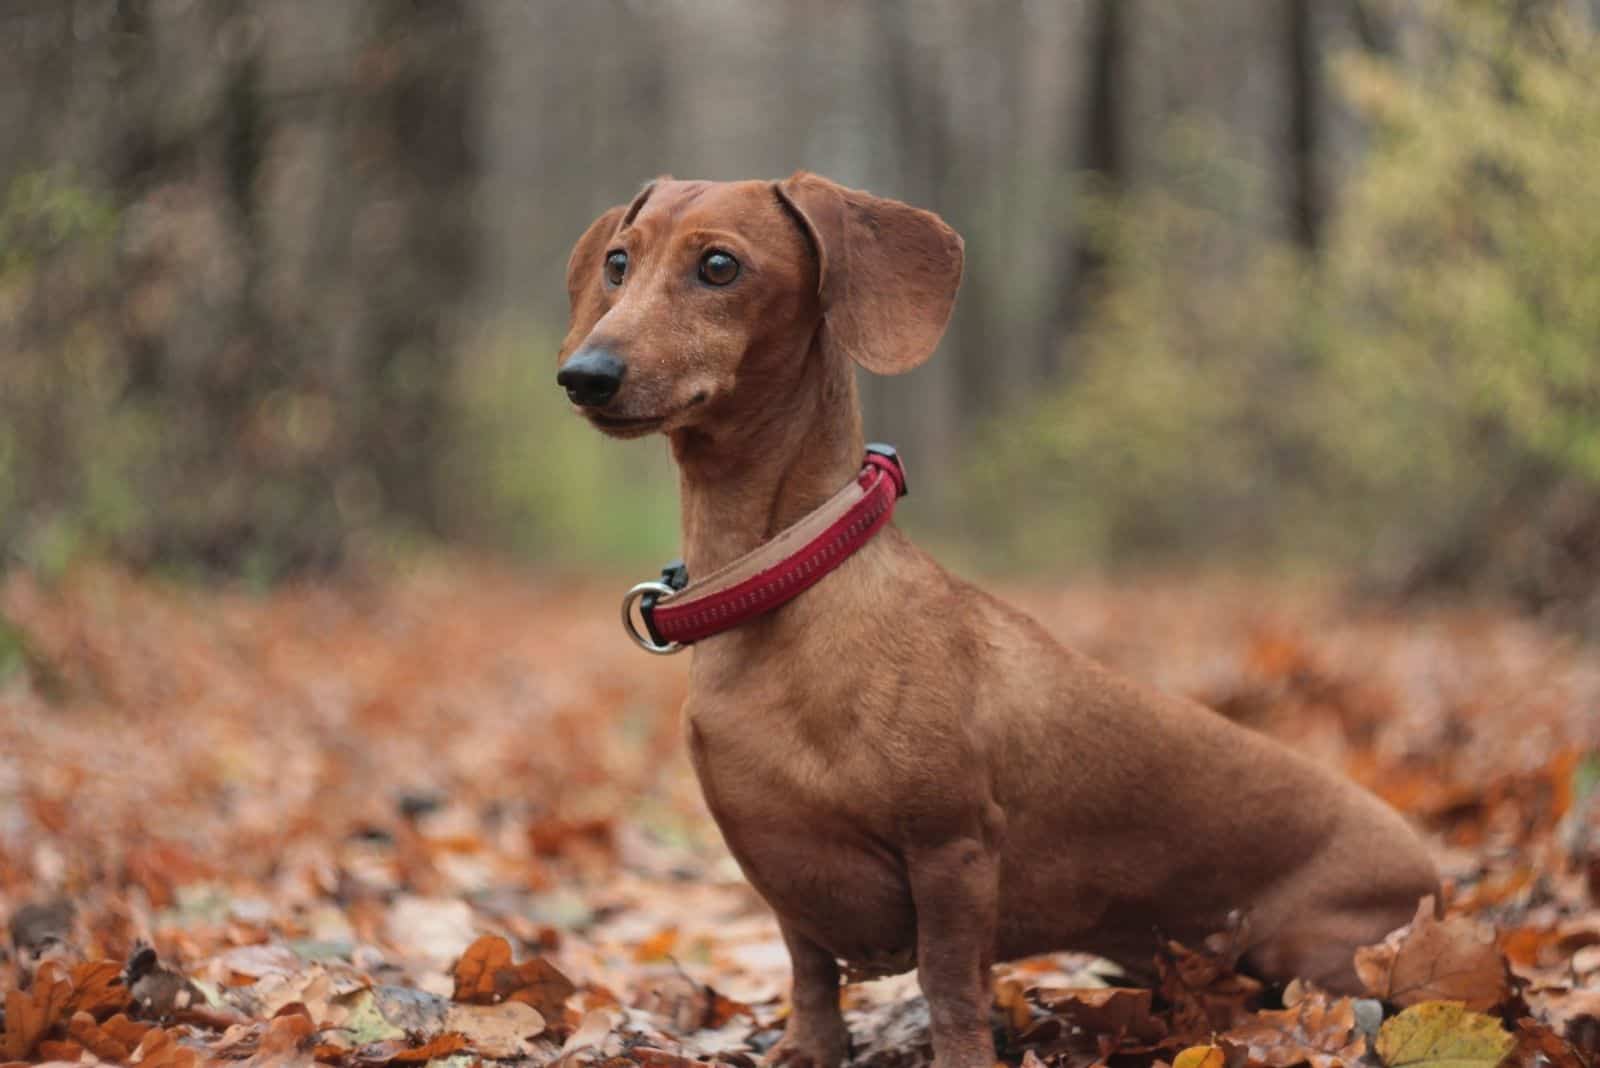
[684,697,918,968]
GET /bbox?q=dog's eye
[699,251,740,287]
[604,251,628,287]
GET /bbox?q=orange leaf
[131,1027,200,1068]
[260,1010,317,1056]
[447,932,578,1023]
[633,927,679,963]
[66,959,131,1019]
[451,934,514,1003]
[993,977,1033,1034]
[391,1032,468,1063]
[35,1040,85,1061]
[68,1010,134,1062]
[0,961,73,1061]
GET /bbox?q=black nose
[556,348,626,408]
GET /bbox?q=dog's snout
[557,348,627,408]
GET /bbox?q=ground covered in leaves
[1,563,1597,1067]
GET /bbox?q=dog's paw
[762,1022,851,1068]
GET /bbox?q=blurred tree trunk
[1286,0,1322,250]
[1039,0,1126,380]
[346,0,483,532]
[1,1,483,575]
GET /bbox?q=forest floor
[1,562,1598,1067]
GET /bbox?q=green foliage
[442,328,680,568]
[0,171,144,578]
[970,4,1600,584]
[0,612,26,685]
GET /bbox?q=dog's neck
[669,331,864,578]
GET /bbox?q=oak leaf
[129,1026,201,1068]
[0,960,72,1060]
[1159,939,1263,1038]
[1374,1001,1512,1068]
[1222,994,1365,1068]
[34,1038,85,1061]
[65,960,131,1019]
[1355,897,1511,1011]
[67,1009,141,1062]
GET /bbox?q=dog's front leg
[765,919,850,1068]
[910,838,1000,1068]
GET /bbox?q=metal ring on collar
[620,580,684,655]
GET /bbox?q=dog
[557,173,1438,1068]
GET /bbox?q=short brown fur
[559,173,1438,1068]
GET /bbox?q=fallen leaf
[257,1009,317,1059]
[1355,897,1511,1011]
[1530,986,1600,1053]
[1222,993,1365,1068]
[528,816,615,859]
[1159,940,1263,1038]
[559,1006,625,1058]
[68,1010,136,1062]
[130,1026,201,1068]
[443,999,545,1059]
[65,960,130,1019]
[634,926,679,963]
[0,960,72,1060]
[994,977,1034,1034]
[1374,1001,1513,1068]
[448,933,576,1021]
[633,969,751,1033]
[391,1031,466,1063]
[451,933,514,1002]
[34,1039,85,1061]
[1513,1017,1587,1068]
[630,1047,701,1068]
[1173,1044,1228,1068]
[1035,987,1167,1046]
[350,1032,468,1066]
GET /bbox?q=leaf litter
[0,566,1597,1065]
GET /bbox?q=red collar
[622,445,908,653]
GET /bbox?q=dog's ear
[560,181,661,360]
[775,171,964,375]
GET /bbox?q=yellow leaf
[1375,1001,1514,1068]
[1174,1045,1228,1068]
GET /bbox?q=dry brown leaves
[2,566,1599,1067]
[1354,896,1513,1011]
[1220,990,1365,1068]
[1032,987,1165,1046]
[451,933,577,1021]
[0,959,140,1061]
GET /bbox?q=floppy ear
[774,171,964,374]
[560,204,626,361]
[559,181,661,361]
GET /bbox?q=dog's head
[557,173,964,438]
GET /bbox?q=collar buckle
[864,442,909,497]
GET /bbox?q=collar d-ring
[620,580,684,655]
